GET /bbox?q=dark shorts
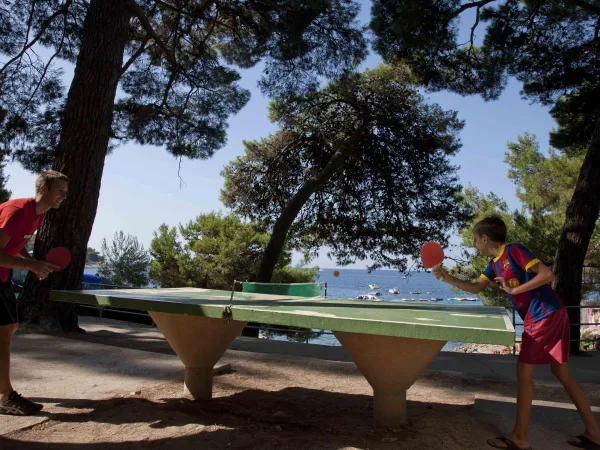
[519,307,570,365]
[0,272,18,326]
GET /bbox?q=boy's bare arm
[496,261,555,295]
[0,230,34,270]
[0,229,59,277]
[432,265,489,294]
[18,248,35,260]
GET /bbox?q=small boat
[409,290,421,294]
[450,297,477,302]
[357,294,380,300]
[418,298,429,302]
[369,284,379,289]
[431,297,443,302]
[400,298,415,302]
[389,288,400,294]
[369,291,382,296]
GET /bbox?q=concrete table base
[148,312,246,399]
[334,330,446,428]
[148,311,447,426]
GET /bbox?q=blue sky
[4,1,557,269]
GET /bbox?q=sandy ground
[1,321,599,449]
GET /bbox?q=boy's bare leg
[511,363,535,448]
[551,363,600,445]
[0,321,43,415]
[0,323,16,401]
[488,362,533,449]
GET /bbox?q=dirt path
[2,320,599,449]
[3,346,600,449]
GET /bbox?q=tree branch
[268,135,306,169]
[127,0,178,68]
[127,0,211,92]
[120,38,150,76]
[164,104,196,129]
[20,4,70,115]
[178,156,187,190]
[20,1,38,69]
[565,0,600,17]
[191,0,215,18]
[466,6,481,61]
[257,121,369,281]
[455,0,498,17]
[161,71,178,107]
[212,16,246,42]
[157,3,183,107]
[200,14,218,47]
[526,0,543,28]
[0,0,73,76]
[153,0,214,19]
[154,0,185,15]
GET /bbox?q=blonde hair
[35,170,69,194]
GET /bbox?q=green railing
[241,281,326,297]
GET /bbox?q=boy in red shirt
[433,215,600,450]
[0,170,67,415]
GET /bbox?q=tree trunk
[257,127,367,283]
[255,153,346,284]
[552,117,600,354]
[18,0,131,331]
[240,128,365,338]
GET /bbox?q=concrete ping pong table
[50,287,515,428]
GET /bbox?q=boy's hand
[29,260,60,280]
[432,264,449,282]
[494,277,514,294]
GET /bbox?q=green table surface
[51,287,515,345]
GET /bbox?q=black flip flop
[487,436,533,450]
[568,435,600,450]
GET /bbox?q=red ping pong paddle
[420,242,444,268]
[46,247,72,271]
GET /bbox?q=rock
[453,343,513,354]
[275,425,282,431]
[381,437,398,442]
[273,411,287,418]
[213,363,232,376]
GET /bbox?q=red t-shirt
[0,198,44,282]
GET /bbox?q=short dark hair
[473,215,507,243]
[35,170,69,193]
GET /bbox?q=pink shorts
[519,308,570,365]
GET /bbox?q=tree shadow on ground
[1,387,472,450]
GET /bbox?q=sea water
[270,268,521,352]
